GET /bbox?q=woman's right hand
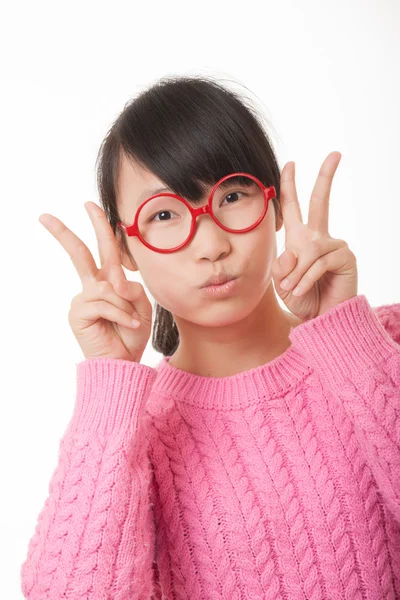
[38,201,153,363]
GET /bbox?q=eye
[149,210,178,223]
[221,191,245,205]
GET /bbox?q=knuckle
[128,280,140,292]
[318,254,329,269]
[98,280,113,295]
[70,293,79,306]
[94,300,107,314]
[312,238,324,254]
[69,293,82,310]
[345,245,355,258]
[68,301,77,323]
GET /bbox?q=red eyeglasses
[117,171,277,253]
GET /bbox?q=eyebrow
[135,180,221,207]
[138,186,172,204]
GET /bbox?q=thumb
[279,249,298,268]
[114,279,153,322]
[273,249,298,281]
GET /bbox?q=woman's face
[117,153,283,329]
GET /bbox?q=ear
[276,213,283,232]
[274,203,284,232]
[116,230,139,272]
[120,251,139,272]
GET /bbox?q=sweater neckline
[152,342,312,410]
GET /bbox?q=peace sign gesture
[38,202,153,362]
[271,151,358,322]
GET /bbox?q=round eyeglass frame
[117,171,277,254]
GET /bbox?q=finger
[279,238,346,292]
[291,245,348,296]
[308,151,341,233]
[39,213,98,284]
[82,280,135,315]
[84,202,126,285]
[279,161,304,230]
[76,300,141,329]
[279,249,298,270]
[272,250,297,292]
[115,279,152,322]
[272,249,297,279]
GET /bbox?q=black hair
[95,74,282,357]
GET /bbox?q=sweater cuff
[288,294,399,387]
[67,358,157,435]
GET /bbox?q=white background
[1,0,399,597]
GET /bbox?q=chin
[195,303,258,329]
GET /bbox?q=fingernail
[281,278,291,290]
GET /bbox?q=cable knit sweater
[20,294,400,600]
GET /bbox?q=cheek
[240,216,277,272]
[139,258,187,312]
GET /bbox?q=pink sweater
[20,294,400,600]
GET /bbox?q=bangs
[112,76,281,205]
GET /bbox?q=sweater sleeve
[20,357,159,600]
[288,294,400,524]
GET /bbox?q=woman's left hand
[272,151,358,322]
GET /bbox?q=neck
[168,284,302,377]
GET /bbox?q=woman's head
[96,75,284,357]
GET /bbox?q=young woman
[21,75,400,599]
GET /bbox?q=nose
[192,205,223,236]
[190,206,230,256]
